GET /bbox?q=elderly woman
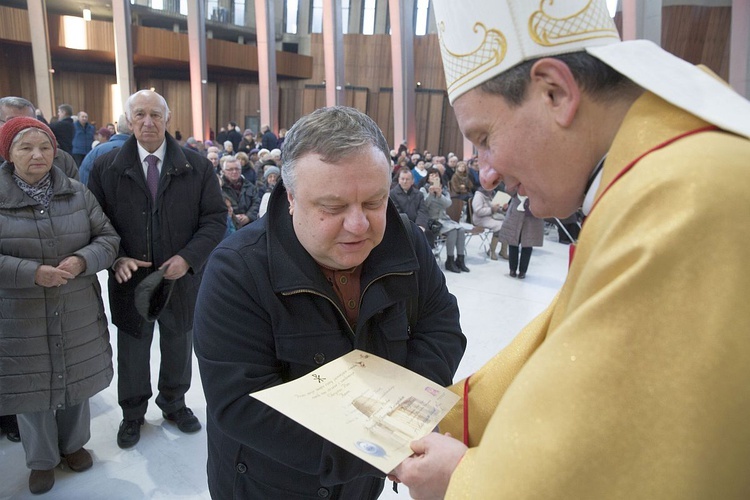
[0,117,119,494]
[420,167,470,273]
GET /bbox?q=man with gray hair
[0,96,79,180]
[79,114,131,185]
[193,106,466,499]
[88,89,225,450]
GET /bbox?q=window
[362,0,376,35]
[286,0,299,34]
[311,0,323,33]
[234,0,245,25]
[415,0,429,36]
[342,0,350,34]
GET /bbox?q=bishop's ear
[529,58,581,128]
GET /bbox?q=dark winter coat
[194,181,466,499]
[0,164,119,415]
[221,176,261,222]
[50,117,75,153]
[389,184,429,228]
[88,133,226,335]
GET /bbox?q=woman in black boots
[420,168,470,273]
[498,191,544,279]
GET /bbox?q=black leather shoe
[518,272,526,279]
[509,270,517,278]
[163,407,201,433]
[117,418,144,449]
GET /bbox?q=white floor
[0,230,570,499]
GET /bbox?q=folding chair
[432,233,447,262]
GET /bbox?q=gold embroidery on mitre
[529,0,619,47]
[438,21,507,93]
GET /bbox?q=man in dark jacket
[226,121,242,151]
[390,166,434,248]
[193,106,466,499]
[260,124,278,150]
[88,90,225,450]
[49,103,75,154]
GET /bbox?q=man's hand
[57,255,86,277]
[113,258,152,284]
[389,432,467,500]
[161,255,189,280]
[35,265,75,288]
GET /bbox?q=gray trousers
[444,228,466,257]
[117,312,193,421]
[16,400,90,470]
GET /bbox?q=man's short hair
[116,114,131,134]
[281,106,390,195]
[0,96,35,119]
[123,90,171,121]
[397,167,413,178]
[58,104,73,116]
[222,155,240,169]
[481,51,638,107]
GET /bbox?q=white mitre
[432,0,750,139]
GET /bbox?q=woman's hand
[35,264,75,288]
[57,255,86,277]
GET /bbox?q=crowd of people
[2,0,750,495]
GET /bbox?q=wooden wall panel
[0,43,37,105]
[52,72,116,128]
[0,6,31,43]
[662,5,730,79]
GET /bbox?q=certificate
[251,350,460,473]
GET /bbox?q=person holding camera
[420,167,469,273]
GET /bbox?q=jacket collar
[110,132,191,177]
[266,180,420,295]
[0,163,76,209]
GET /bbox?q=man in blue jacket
[71,110,95,166]
[79,115,131,185]
[194,106,466,499]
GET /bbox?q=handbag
[428,219,443,232]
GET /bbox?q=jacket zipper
[281,271,414,339]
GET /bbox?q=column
[323,0,345,106]
[255,0,279,132]
[187,0,210,141]
[26,0,55,118]
[388,0,416,151]
[112,0,135,115]
[730,0,750,98]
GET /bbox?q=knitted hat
[97,127,112,139]
[0,116,57,160]
[243,129,254,137]
[263,165,280,181]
